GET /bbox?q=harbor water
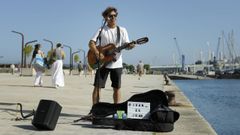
[174,79,240,135]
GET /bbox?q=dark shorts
[94,67,122,89]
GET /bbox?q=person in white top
[89,6,135,105]
[137,60,144,80]
[10,64,15,75]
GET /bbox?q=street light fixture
[63,44,72,75]
[24,40,38,67]
[11,30,24,68]
[43,39,54,50]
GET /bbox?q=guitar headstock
[136,37,149,45]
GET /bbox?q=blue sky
[1,0,240,66]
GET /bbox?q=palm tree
[23,45,33,67]
[74,54,80,68]
[144,64,150,73]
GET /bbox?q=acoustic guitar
[87,37,149,69]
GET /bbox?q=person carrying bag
[33,53,45,72]
[30,44,45,87]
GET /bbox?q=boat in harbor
[214,68,240,79]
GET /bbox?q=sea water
[174,79,240,135]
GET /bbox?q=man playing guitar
[88,6,135,105]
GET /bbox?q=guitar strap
[117,26,120,45]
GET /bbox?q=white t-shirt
[91,25,130,69]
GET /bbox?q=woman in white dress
[51,43,65,88]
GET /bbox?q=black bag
[150,104,179,123]
[91,89,180,132]
[114,104,179,132]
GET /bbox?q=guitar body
[87,44,117,69]
[87,37,148,69]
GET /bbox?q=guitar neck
[115,41,136,52]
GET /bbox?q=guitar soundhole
[104,50,112,56]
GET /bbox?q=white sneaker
[55,85,59,89]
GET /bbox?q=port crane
[173,37,185,72]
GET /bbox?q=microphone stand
[96,19,107,88]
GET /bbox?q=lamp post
[11,31,24,68]
[43,39,54,50]
[24,40,38,67]
[63,44,72,75]
[79,49,86,77]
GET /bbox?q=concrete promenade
[0,72,217,135]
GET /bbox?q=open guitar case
[90,89,180,132]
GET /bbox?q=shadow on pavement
[13,125,36,131]
[0,84,55,89]
[72,123,114,129]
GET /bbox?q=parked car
[233,69,240,75]
[195,70,206,76]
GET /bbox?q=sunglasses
[108,14,117,19]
